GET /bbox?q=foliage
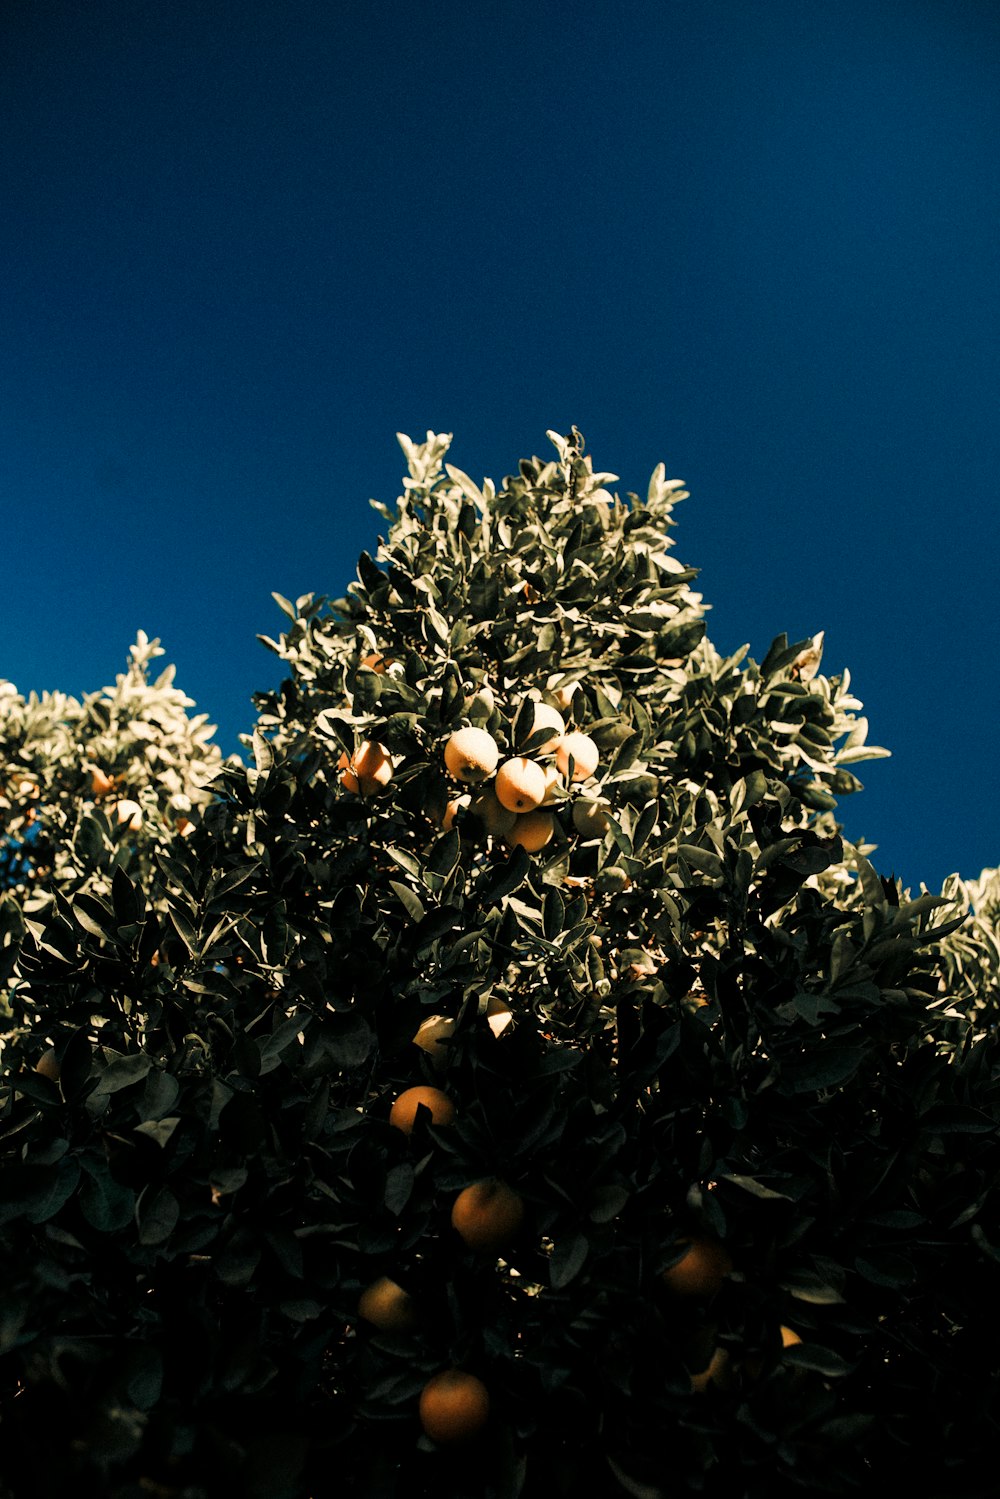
[0,432,997,1499]
[0,632,223,1006]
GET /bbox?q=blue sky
[2,0,997,893]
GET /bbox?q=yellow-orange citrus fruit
[360,650,393,673]
[443,727,500,783]
[439,794,470,830]
[546,676,579,712]
[338,740,393,796]
[389,1085,456,1134]
[451,1178,525,1252]
[91,767,115,797]
[115,798,143,830]
[34,1047,60,1082]
[518,699,564,745]
[690,1347,731,1393]
[572,797,611,837]
[412,1014,456,1067]
[662,1236,733,1297]
[780,1325,802,1349]
[539,763,564,804]
[494,757,547,813]
[505,810,555,853]
[357,1275,417,1331]
[419,1369,490,1444]
[469,790,517,837]
[553,732,599,782]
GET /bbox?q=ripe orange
[689,1346,731,1393]
[419,1369,490,1443]
[443,727,500,783]
[553,732,599,782]
[572,796,611,838]
[451,1179,525,1252]
[780,1325,802,1349]
[357,1275,417,1332]
[518,698,565,745]
[34,1046,60,1082]
[90,767,115,798]
[389,1085,456,1134]
[115,798,143,830]
[360,650,393,673]
[505,809,555,853]
[338,740,393,796]
[468,790,517,837]
[494,757,546,813]
[661,1236,733,1297]
[439,794,470,830]
[412,1014,456,1070]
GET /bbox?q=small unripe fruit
[444,727,500,784]
[494,757,547,813]
[358,1276,417,1331]
[389,1085,455,1134]
[553,732,599,782]
[419,1369,490,1444]
[505,810,555,853]
[338,741,393,796]
[451,1178,525,1252]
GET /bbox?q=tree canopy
[1,431,997,1499]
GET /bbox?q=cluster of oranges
[353,1084,526,1443]
[438,707,600,854]
[334,655,605,859]
[357,1084,795,1440]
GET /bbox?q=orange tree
[1,430,998,1499]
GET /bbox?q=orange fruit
[443,727,500,783]
[438,794,470,830]
[517,698,564,745]
[494,757,546,813]
[553,732,599,782]
[468,790,517,837]
[505,810,555,853]
[412,1015,456,1068]
[357,1276,417,1331]
[114,798,143,830]
[419,1368,490,1444]
[360,650,393,673]
[451,1179,525,1252]
[90,767,115,797]
[689,1347,731,1392]
[780,1325,802,1349]
[338,740,393,796]
[572,796,611,837]
[389,1085,455,1134]
[34,1046,60,1083]
[661,1236,732,1297]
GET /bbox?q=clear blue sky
[2,0,997,894]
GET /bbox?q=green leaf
[136,1183,180,1245]
[550,1232,589,1289]
[79,1158,136,1232]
